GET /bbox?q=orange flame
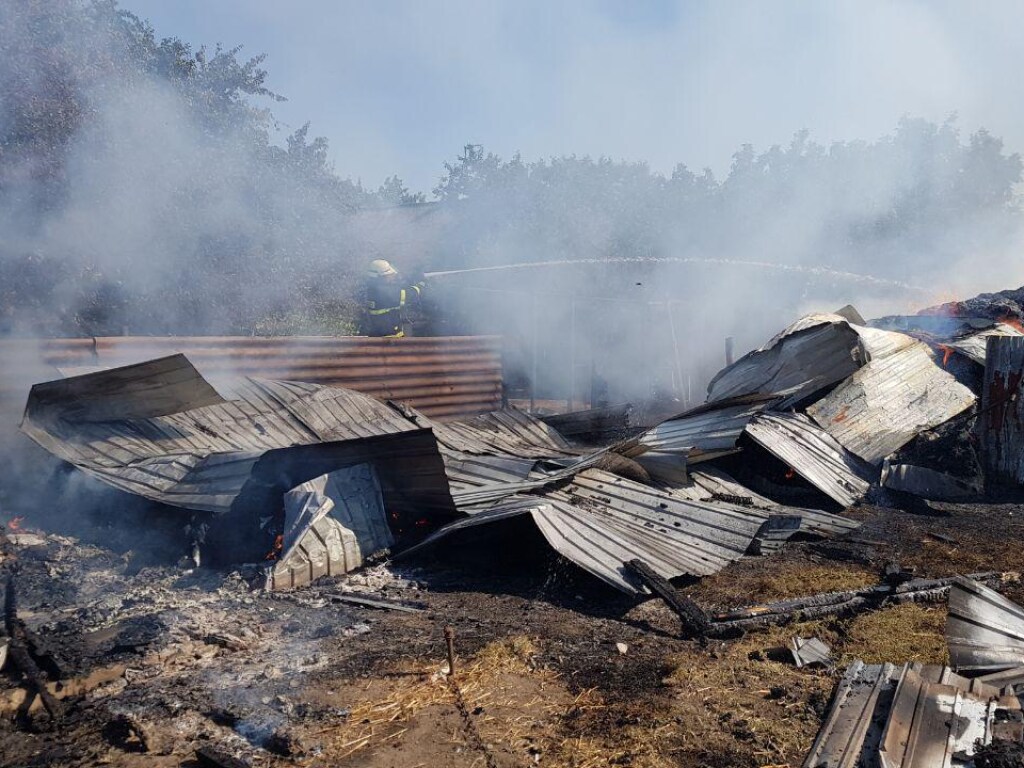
[264,534,283,561]
[937,344,954,367]
[7,517,24,531]
[784,468,796,480]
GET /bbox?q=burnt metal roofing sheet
[948,323,1024,365]
[791,636,832,668]
[745,412,876,507]
[636,394,775,464]
[268,465,392,590]
[682,465,860,538]
[707,313,865,403]
[806,338,976,464]
[430,407,577,459]
[803,660,1020,768]
[880,462,979,501]
[20,355,456,525]
[407,468,775,593]
[947,577,1024,673]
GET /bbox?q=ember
[998,314,1024,335]
[264,534,283,561]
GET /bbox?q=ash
[0,526,419,764]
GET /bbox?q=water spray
[424,256,928,292]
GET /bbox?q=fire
[998,315,1024,334]
[784,468,796,480]
[937,344,954,367]
[264,534,283,561]
[7,516,23,531]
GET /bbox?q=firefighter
[363,259,425,337]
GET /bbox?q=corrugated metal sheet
[980,336,1024,486]
[745,412,876,507]
[269,465,391,590]
[791,637,832,668]
[635,395,776,476]
[880,462,979,501]
[803,660,1021,768]
[406,468,772,593]
[707,313,865,403]
[20,356,457,533]
[0,335,503,420]
[431,407,576,458]
[806,339,976,464]
[947,577,1024,673]
[949,323,1024,365]
[681,465,860,538]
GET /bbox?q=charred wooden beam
[326,593,426,613]
[196,746,252,768]
[626,559,710,638]
[703,571,1003,635]
[3,575,63,722]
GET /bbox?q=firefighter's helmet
[368,259,398,277]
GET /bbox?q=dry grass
[313,636,572,764]
[687,561,877,608]
[660,622,836,766]
[839,603,948,665]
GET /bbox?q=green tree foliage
[431,119,1021,282]
[1,0,1021,339]
[0,0,378,336]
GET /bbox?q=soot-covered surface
[2,493,1024,767]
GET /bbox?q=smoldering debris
[5,296,1024,763]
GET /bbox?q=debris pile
[804,578,1024,767]
[5,301,1024,764]
[15,305,1024,593]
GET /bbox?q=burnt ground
[2,498,1024,768]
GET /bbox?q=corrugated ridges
[707,313,864,403]
[949,323,1024,365]
[745,412,876,507]
[1,335,503,420]
[947,577,1024,673]
[803,660,1018,768]
[806,341,976,464]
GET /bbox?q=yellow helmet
[368,259,398,277]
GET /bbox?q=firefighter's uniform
[363,260,425,337]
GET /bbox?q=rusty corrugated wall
[980,334,1024,486]
[0,335,503,423]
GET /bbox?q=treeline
[1,0,1021,337]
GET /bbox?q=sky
[122,0,1024,195]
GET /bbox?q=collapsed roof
[21,304,1003,594]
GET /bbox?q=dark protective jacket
[363,276,425,337]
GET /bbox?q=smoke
[2,0,1024,416]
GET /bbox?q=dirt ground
[2,496,1024,768]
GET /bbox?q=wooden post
[567,300,577,412]
[980,336,1024,487]
[530,292,538,413]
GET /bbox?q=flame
[998,315,1024,334]
[937,344,954,367]
[7,516,24,531]
[784,468,796,480]
[264,534,283,561]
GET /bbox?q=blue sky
[128,1,1024,195]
